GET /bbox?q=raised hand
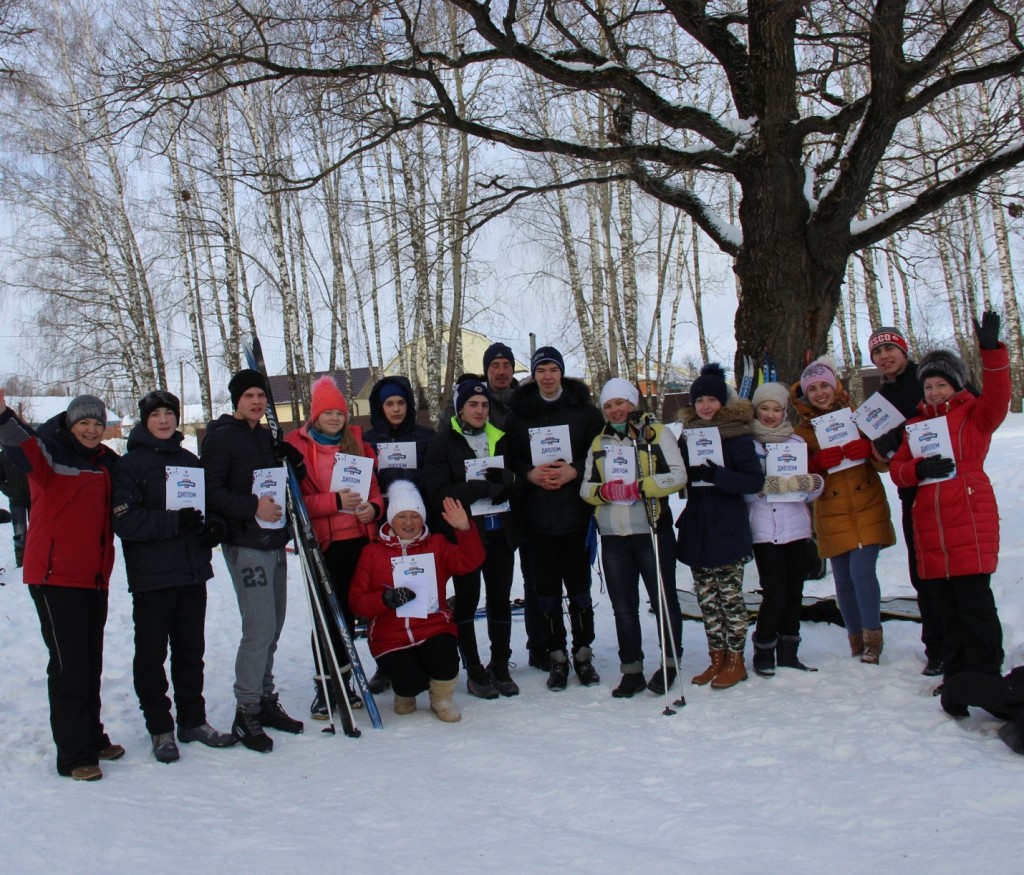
[440,497,470,531]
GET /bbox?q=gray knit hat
[918,349,968,392]
[66,395,106,428]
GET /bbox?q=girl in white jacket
[746,383,823,677]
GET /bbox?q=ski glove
[873,428,903,458]
[842,438,874,461]
[177,507,204,533]
[915,456,955,480]
[199,520,226,549]
[973,310,1001,350]
[274,442,307,481]
[599,480,641,502]
[688,461,718,484]
[787,473,822,494]
[484,467,516,488]
[809,446,844,474]
[0,508,10,524]
[382,586,417,609]
[487,483,511,505]
[761,475,788,495]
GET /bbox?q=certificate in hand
[604,445,637,504]
[390,553,438,619]
[852,393,905,439]
[811,409,862,472]
[529,424,572,467]
[252,466,287,529]
[684,427,724,487]
[377,442,417,470]
[465,455,511,515]
[165,465,205,515]
[329,452,373,507]
[765,441,807,503]
[905,418,957,484]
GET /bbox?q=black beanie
[531,346,565,376]
[455,379,492,413]
[229,369,268,409]
[689,363,729,405]
[483,342,514,373]
[139,390,181,424]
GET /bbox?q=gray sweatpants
[222,545,288,707]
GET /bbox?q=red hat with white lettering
[868,327,909,358]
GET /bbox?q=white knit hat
[386,480,427,526]
[751,381,790,412]
[599,378,639,408]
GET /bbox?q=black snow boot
[466,663,500,699]
[487,661,520,697]
[646,666,678,695]
[776,634,817,672]
[310,681,329,720]
[572,646,600,687]
[367,668,391,694]
[612,672,648,698]
[233,706,273,753]
[259,694,304,734]
[998,714,1024,755]
[547,652,570,691]
[752,633,777,678]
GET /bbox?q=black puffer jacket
[503,377,604,536]
[112,424,214,592]
[200,414,291,551]
[0,447,30,507]
[363,375,437,494]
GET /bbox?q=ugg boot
[752,633,777,678]
[777,635,817,671]
[711,650,748,689]
[848,632,865,658]
[393,694,417,715]
[861,628,883,665]
[691,650,726,686]
[428,678,462,723]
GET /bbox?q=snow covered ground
[2,419,1023,874]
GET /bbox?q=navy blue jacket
[112,424,214,592]
[363,375,436,495]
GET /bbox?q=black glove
[487,483,511,505]
[484,467,516,488]
[915,456,955,480]
[0,508,11,524]
[198,519,226,549]
[688,461,718,483]
[382,586,417,609]
[973,310,1000,350]
[177,507,204,533]
[873,428,904,458]
[275,442,307,481]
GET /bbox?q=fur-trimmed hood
[681,397,754,439]
[509,375,594,418]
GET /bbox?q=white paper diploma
[376,442,417,470]
[905,418,957,484]
[329,452,373,507]
[765,441,807,503]
[465,455,511,516]
[812,409,863,472]
[165,466,205,515]
[684,427,724,487]
[252,466,287,529]
[604,445,637,504]
[852,393,905,440]
[390,553,438,619]
[529,424,572,467]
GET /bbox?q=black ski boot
[547,652,570,691]
[466,663,500,699]
[647,666,678,694]
[344,671,365,710]
[752,633,777,677]
[572,646,600,687]
[259,694,304,734]
[612,672,648,698]
[233,706,273,753]
[310,681,329,721]
[776,634,817,672]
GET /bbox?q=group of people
[2,316,1022,781]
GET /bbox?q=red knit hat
[310,375,348,422]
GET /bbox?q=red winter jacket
[0,410,118,588]
[285,424,383,552]
[890,344,1009,580]
[349,524,485,658]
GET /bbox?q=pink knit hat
[799,358,838,395]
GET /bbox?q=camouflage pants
[692,559,749,653]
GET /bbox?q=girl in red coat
[285,376,383,719]
[349,483,485,722]
[890,312,1008,713]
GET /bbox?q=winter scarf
[750,419,794,444]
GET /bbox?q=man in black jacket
[503,347,605,690]
[869,327,943,676]
[0,445,30,566]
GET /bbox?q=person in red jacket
[0,389,122,781]
[285,375,383,720]
[349,482,485,722]
[889,312,1009,716]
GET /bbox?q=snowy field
[2,417,1024,874]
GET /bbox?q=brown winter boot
[428,678,462,723]
[711,651,749,689]
[691,650,727,686]
[393,694,417,715]
[848,633,865,657]
[861,628,884,665]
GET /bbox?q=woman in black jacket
[112,391,235,763]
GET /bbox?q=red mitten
[809,446,844,474]
[600,480,640,502]
[842,438,873,461]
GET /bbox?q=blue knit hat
[455,379,492,413]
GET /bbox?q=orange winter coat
[791,383,895,559]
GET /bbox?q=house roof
[266,368,374,404]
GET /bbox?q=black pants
[376,634,460,697]
[311,538,367,675]
[527,530,595,657]
[132,584,208,735]
[944,666,1024,721]
[29,584,111,776]
[901,497,944,659]
[518,539,544,656]
[753,540,807,641]
[930,573,1004,679]
[453,532,515,667]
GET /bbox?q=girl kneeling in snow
[349,483,484,722]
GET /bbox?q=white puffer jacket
[745,437,822,545]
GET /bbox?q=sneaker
[646,666,678,695]
[152,732,180,763]
[487,661,520,697]
[612,673,648,698]
[310,683,330,721]
[466,663,500,699]
[97,743,126,761]
[572,647,600,687]
[232,707,273,753]
[367,668,392,694]
[259,694,304,734]
[922,656,945,677]
[528,649,551,672]
[70,765,102,781]
[547,654,570,691]
[177,722,236,747]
